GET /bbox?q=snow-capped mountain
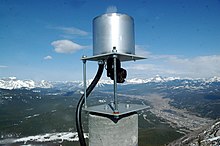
[78,79,113,87]
[206,76,220,83]
[0,76,219,90]
[125,75,181,84]
[0,77,53,90]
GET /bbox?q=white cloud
[0,65,8,68]
[166,55,220,78]
[125,54,220,78]
[106,6,117,13]
[51,40,88,54]
[94,44,219,78]
[44,55,52,60]
[51,26,89,36]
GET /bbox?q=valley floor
[118,93,214,133]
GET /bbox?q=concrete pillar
[89,113,138,146]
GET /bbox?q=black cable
[76,63,104,146]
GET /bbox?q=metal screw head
[82,55,87,58]
[104,105,109,110]
[112,47,117,53]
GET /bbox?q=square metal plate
[84,103,150,116]
[81,52,146,62]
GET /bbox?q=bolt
[126,104,130,109]
[112,46,117,53]
[104,105,109,110]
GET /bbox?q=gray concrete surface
[89,113,138,146]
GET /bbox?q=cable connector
[106,58,127,83]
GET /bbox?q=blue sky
[1,0,220,81]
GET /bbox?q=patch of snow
[98,99,106,103]
[0,132,89,145]
[206,136,220,142]
[79,79,112,87]
[9,77,17,80]
[25,116,32,119]
[4,96,13,99]
[25,114,40,119]
[165,76,181,81]
[0,77,52,90]
[126,78,147,84]
[51,110,57,113]
[150,75,164,82]
[33,114,40,117]
[207,76,220,83]
[13,132,88,144]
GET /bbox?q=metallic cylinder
[93,13,135,56]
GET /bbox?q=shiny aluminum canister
[93,13,135,56]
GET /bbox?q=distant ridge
[0,77,52,90]
[0,76,220,90]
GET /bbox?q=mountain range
[0,77,53,90]
[1,75,220,90]
[1,75,220,145]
